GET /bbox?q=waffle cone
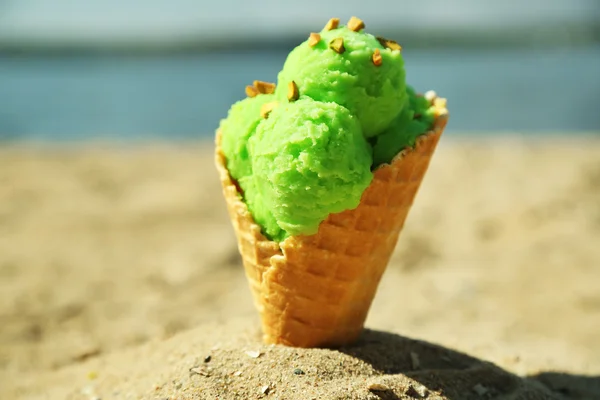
[215,110,447,348]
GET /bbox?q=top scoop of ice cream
[275,24,407,138]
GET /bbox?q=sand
[0,136,599,399]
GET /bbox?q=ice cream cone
[215,107,447,348]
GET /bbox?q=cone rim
[215,95,448,247]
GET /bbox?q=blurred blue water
[1,46,599,141]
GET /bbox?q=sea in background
[1,0,599,141]
[2,45,599,142]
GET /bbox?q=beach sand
[0,136,599,399]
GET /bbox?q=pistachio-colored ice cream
[274,25,406,138]
[218,17,441,241]
[371,86,438,166]
[219,93,275,179]
[248,98,372,241]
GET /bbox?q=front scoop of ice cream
[275,26,407,138]
[219,93,275,179]
[246,99,373,239]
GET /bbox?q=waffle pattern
[215,114,447,348]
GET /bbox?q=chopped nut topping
[245,85,260,98]
[376,36,402,51]
[424,90,437,103]
[253,80,276,95]
[347,16,365,32]
[436,108,449,119]
[372,49,382,66]
[308,32,321,47]
[260,101,279,118]
[324,18,340,31]
[434,97,447,108]
[287,81,299,102]
[329,37,345,54]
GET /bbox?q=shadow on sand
[338,330,599,400]
[529,372,600,400]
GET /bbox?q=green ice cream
[235,174,283,240]
[245,99,372,240]
[219,17,441,242]
[274,26,407,138]
[371,86,437,166]
[219,93,275,179]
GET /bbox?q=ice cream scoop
[371,86,438,166]
[274,22,407,138]
[219,84,276,180]
[246,98,373,241]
